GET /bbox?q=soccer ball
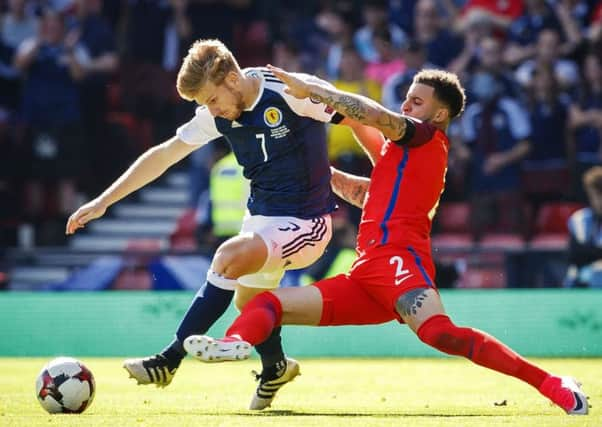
[35,357,95,414]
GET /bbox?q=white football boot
[184,335,252,362]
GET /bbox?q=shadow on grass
[230,410,514,417]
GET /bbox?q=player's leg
[188,273,395,410]
[123,232,268,386]
[236,214,334,409]
[234,285,286,375]
[186,214,334,409]
[397,287,588,415]
[193,272,396,349]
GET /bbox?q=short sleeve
[392,117,437,147]
[176,106,222,146]
[274,73,343,123]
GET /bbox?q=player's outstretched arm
[65,136,198,235]
[330,167,370,209]
[342,118,386,165]
[267,64,408,142]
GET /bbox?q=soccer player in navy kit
[66,39,371,409]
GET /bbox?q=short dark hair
[413,69,466,120]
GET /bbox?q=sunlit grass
[1,358,600,426]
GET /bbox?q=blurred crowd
[0,0,602,255]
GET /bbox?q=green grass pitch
[1,357,600,426]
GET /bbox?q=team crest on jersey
[264,107,283,127]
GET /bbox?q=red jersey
[356,120,449,255]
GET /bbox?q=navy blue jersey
[177,67,342,218]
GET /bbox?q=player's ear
[433,107,449,124]
[225,71,240,87]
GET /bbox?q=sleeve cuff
[391,118,416,146]
[331,112,345,124]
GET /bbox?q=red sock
[417,314,549,389]
[225,291,282,345]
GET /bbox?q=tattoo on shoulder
[396,288,429,317]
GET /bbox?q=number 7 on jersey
[256,133,268,162]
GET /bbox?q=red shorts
[315,244,436,325]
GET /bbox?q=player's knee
[212,241,243,276]
[213,236,266,277]
[417,314,471,357]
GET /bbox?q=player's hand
[65,199,108,235]
[267,64,312,99]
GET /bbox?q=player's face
[401,83,439,122]
[195,79,246,121]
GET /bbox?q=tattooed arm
[330,167,370,209]
[268,64,408,141]
[343,117,386,165]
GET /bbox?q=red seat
[431,233,473,251]
[534,202,584,234]
[435,202,470,233]
[479,233,525,250]
[457,267,506,288]
[529,233,568,250]
[529,202,583,248]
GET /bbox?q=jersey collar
[243,68,265,111]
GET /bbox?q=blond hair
[176,39,240,101]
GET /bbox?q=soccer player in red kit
[185,67,589,415]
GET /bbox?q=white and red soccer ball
[36,357,95,414]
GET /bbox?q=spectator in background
[588,2,602,44]
[389,0,418,35]
[272,40,303,73]
[459,71,532,240]
[504,0,562,66]
[413,0,463,69]
[565,165,602,287]
[354,0,407,63]
[195,139,246,251]
[365,26,405,85]
[326,45,377,217]
[515,28,580,92]
[14,8,88,244]
[1,0,38,49]
[503,0,584,67]
[455,0,524,33]
[0,0,38,114]
[381,39,432,112]
[119,0,193,143]
[522,65,571,206]
[568,51,602,202]
[315,5,355,79]
[475,36,520,97]
[68,0,119,195]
